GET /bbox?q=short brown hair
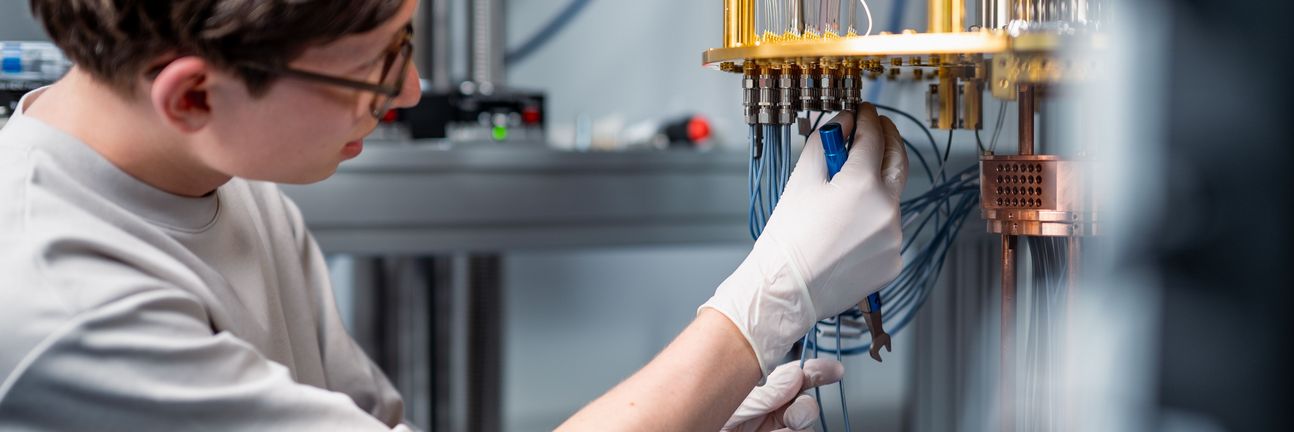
[29,0,405,95]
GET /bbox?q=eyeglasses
[240,24,415,119]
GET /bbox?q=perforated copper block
[980,155,1097,237]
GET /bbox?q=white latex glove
[722,359,846,432]
[702,103,909,374]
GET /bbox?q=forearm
[558,309,761,431]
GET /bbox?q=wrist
[702,251,816,375]
[695,308,761,381]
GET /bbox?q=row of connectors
[727,63,968,82]
[738,57,985,130]
[723,56,979,79]
[743,62,854,127]
[742,60,941,125]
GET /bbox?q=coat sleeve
[275,183,407,427]
[0,283,402,431]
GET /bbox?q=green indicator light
[492,126,508,141]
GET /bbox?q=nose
[393,62,422,109]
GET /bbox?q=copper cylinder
[1000,234,1018,431]
[1018,84,1035,155]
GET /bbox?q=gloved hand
[722,359,846,432]
[702,103,908,374]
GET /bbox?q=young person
[0,1,906,430]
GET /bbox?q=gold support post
[928,0,966,33]
[929,0,946,33]
[740,0,754,46]
[723,0,739,48]
[938,71,958,129]
[724,0,756,48]
[929,0,966,129]
[952,0,965,32]
[964,78,984,130]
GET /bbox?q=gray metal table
[281,142,751,253]
[280,141,751,431]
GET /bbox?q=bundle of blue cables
[746,105,980,431]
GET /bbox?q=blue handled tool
[819,122,885,327]
[819,123,848,178]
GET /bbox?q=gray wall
[505,0,743,149]
[0,3,47,41]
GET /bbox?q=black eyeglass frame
[239,24,415,118]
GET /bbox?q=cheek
[203,83,363,181]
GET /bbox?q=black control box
[397,87,545,142]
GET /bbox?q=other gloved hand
[722,359,846,432]
[702,103,909,374]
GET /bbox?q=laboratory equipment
[397,86,546,143]
[0,41,69,118]
[707,1,1105,430]
[390,0,548,145]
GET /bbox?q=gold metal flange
[704,31,1019,67]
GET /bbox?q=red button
[522,107,541,125]
[687,116,711,143]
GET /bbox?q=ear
[149,57,214,133]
